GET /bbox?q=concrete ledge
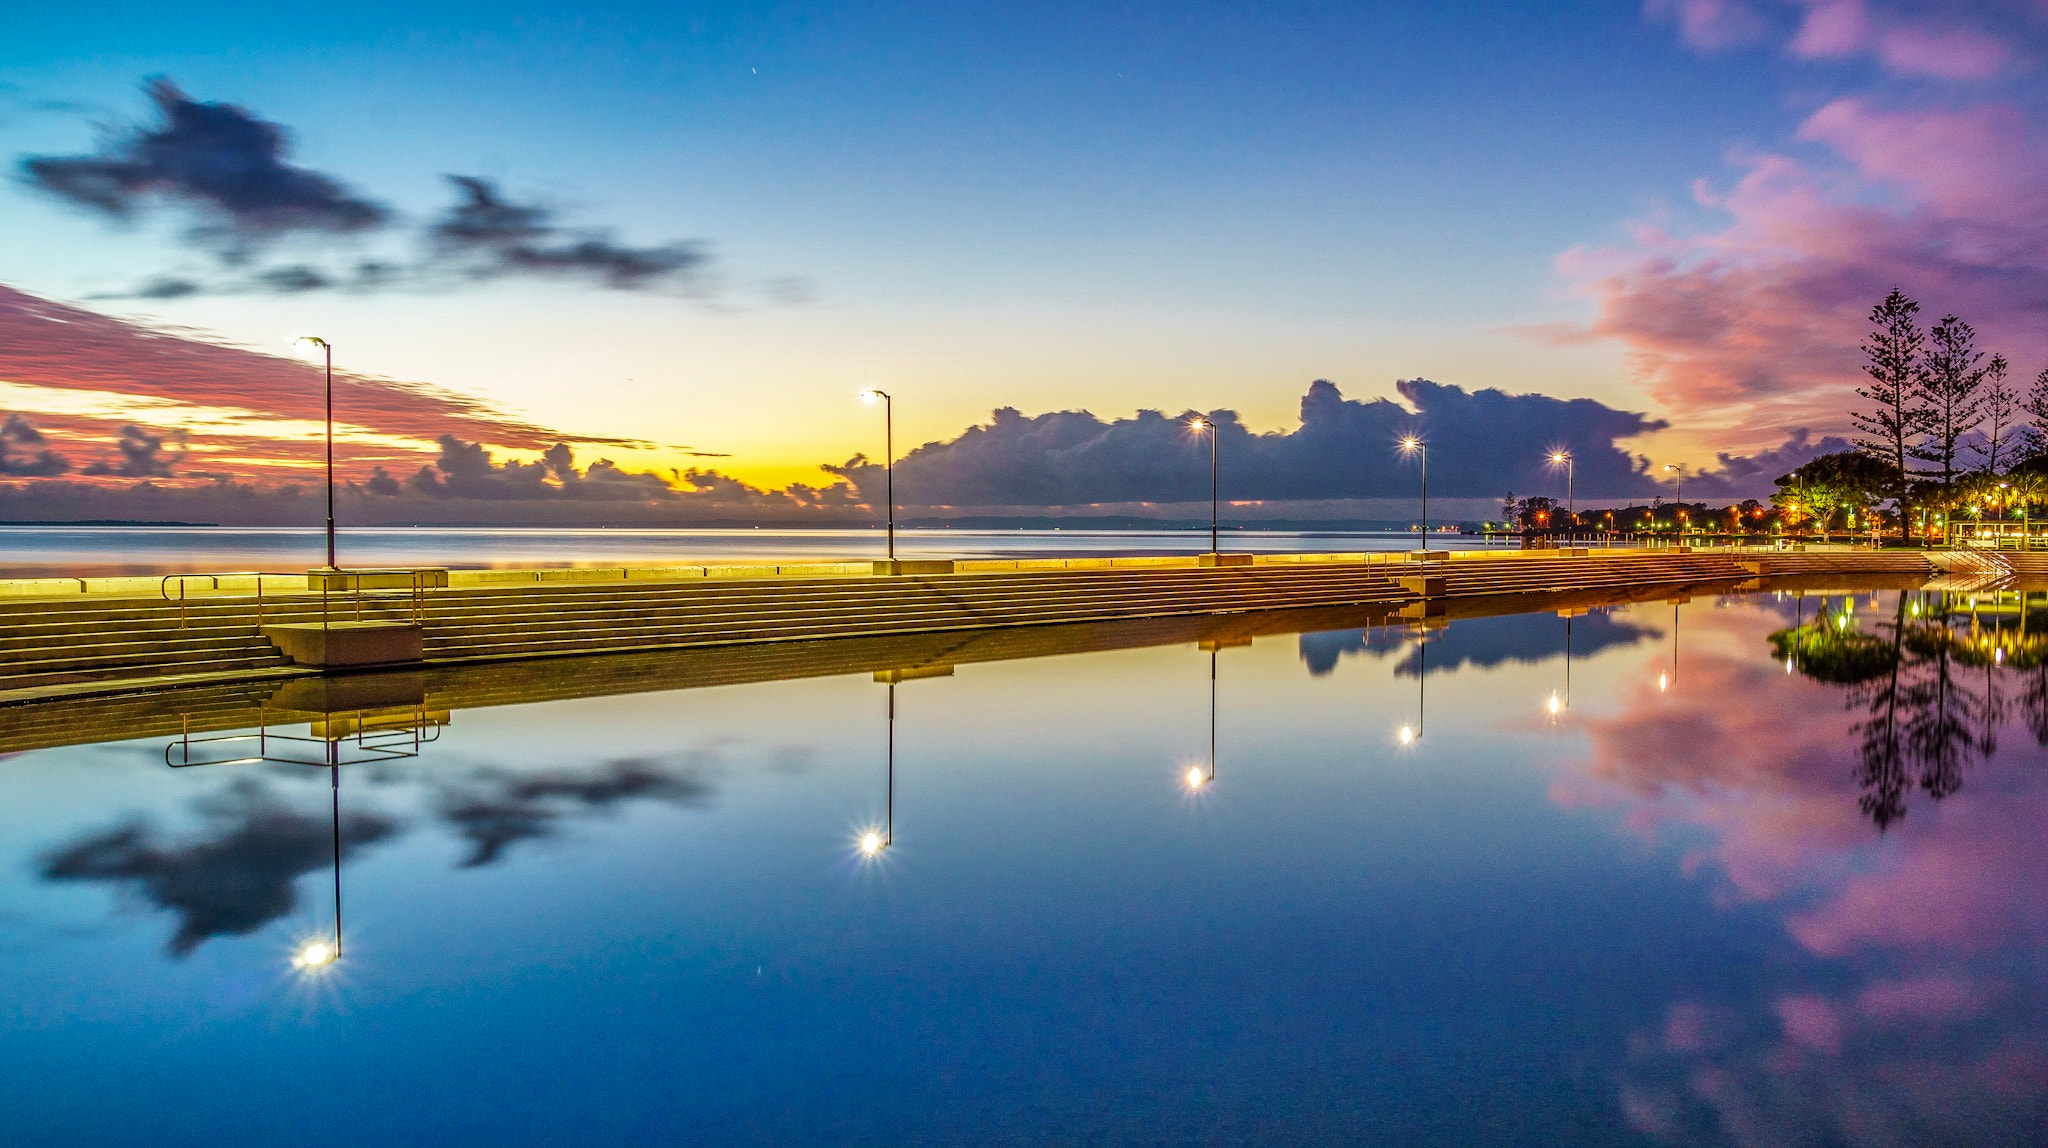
[263,621,424,669]
[1398,575,1448,597]
[267,671,427,713]
[1196,554,1253,568]
[308,567,449,592]
[873,559,957,575]
[873,664,956,683]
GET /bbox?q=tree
[1774,450,1900,541]
[1851,290,1928,539]
[1978,355,2018,473]
[1910,313,1990,492]
[2024,366,2048,461]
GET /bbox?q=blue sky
[2,1,2041,508]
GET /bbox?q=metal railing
[166,705,444,768]
[161,571,297,628]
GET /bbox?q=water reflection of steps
[1924,550,2014,593]
[0,549,1936,705]
[0,578,1831,756]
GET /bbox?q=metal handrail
[160,571,298,629]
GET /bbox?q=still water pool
[1,587,2042,1145]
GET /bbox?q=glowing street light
[1397,723,1416,746]
[291,336,339,570]
[859,830,884,856]
[1400,436,1428,551]
[1545,692,1563,718]
[1549,450,1574,525]
[860,389,895,561]
[294,940,336,970]
[1189,416,1220,557]
[1663,464,1684,537]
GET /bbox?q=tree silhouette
[1911,314,1990,494]
[1851,290,1930,539]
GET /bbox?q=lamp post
[1550,450,1574,539]
[860,389,895,562]
[1189,416,1219,556]
[1663,463,1684,540]
[1401,436,1428,551]
[293,336,337,569]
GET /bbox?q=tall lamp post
[860,389,895,562]
[1663,463,1685,540]
[1189,416,1220,556]
[293,336,338,569]
[1401,436,1428,551]
[1550,450,1574,538]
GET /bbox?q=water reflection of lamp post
[862,682,896,856]
[293,738,343,971]
[1401,436,1428,551]
[1659,599,1681,691]
[1398,629,1427,744]
[859,389,895,562]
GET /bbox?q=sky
[2,1,2046,521]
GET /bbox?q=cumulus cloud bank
[828,378,1812,506]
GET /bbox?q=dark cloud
[436,757,715,868]
[39,778,399,958]
[1684,429,1855,498]
[82,425,181,478]
[427,175,707,289]
[21,77,388,256]
[1298,609,1657,677]
[826,379,1671,506]
[400,435,678,502]
[0,414,71,476]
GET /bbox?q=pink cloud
[1648,0,1772,51]
[1788,1,2017,78]
[1562,97,2048,445]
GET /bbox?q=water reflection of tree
[1770,592,2047,829]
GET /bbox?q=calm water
[0,526,1503,577]
[2,587,2043,1145]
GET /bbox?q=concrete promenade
[0,545,1934,710]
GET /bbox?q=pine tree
[1850,290,1928,540]
[1910,314,1990,491]
[1978,355,2017,474]
[2023,366,2048,462]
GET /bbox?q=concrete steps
[0,550,1934,704]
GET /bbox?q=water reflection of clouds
[39,777,398,958]
[1297,609,1655,677]
[437,756,717,868]
[36,752,726,957]
[1572,596,2048,1145]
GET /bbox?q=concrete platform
[263,621,424,669]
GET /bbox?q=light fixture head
[290,335,328,349]
[1400,436,1421,452]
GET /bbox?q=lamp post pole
[294,337,338,569]
[1402,438,1428,551]
[1208,421,1219,556]
[1551,451,1574,540]
[862,390,895,561]
[1189,417,1220,556]
[1664,463,1684,541]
